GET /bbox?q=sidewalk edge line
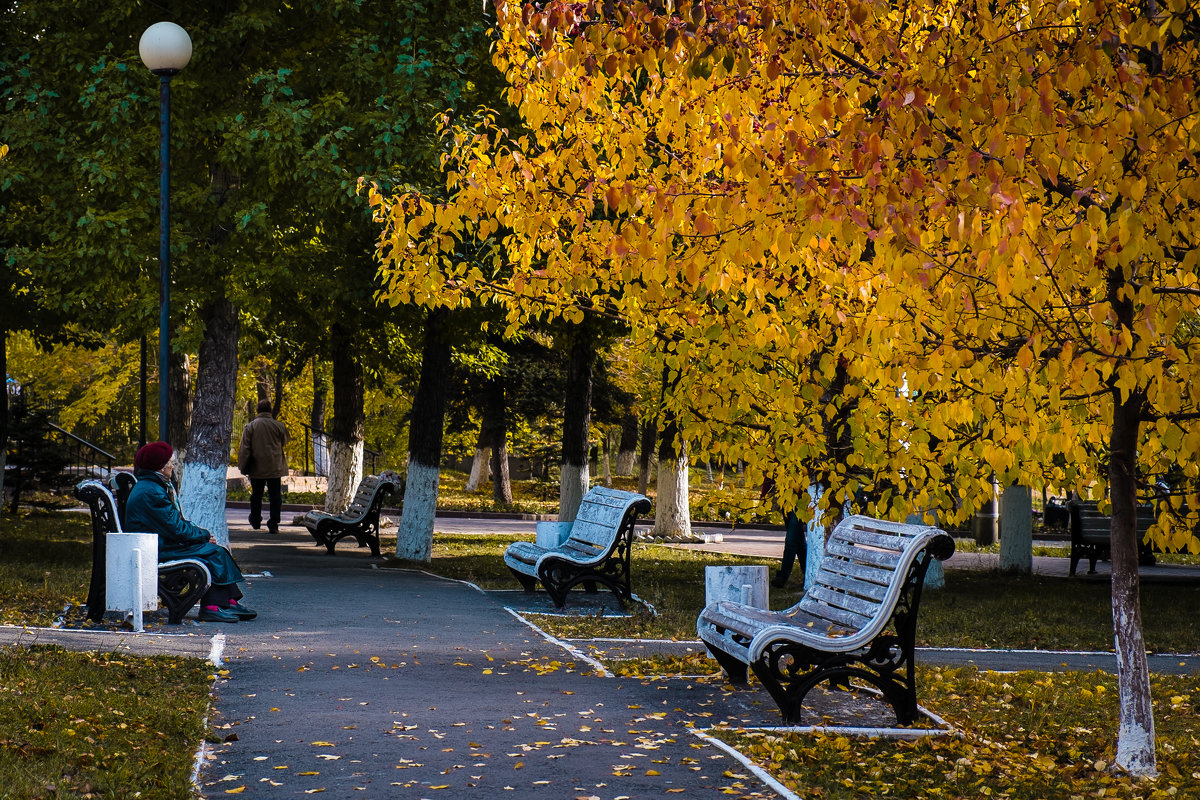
[502,608,613,678]
[687,727,800,800]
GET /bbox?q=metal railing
[5,422,115,508]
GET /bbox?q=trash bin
[106,532,158,631]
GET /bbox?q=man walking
[239,399,289,534]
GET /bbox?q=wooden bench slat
[817,558,896,590]
[802,584,881,628]
[824,538,906,570]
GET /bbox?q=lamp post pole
[157,69,173,443]
[139,22,191,445]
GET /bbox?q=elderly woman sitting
[125,441,256,623]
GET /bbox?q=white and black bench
[503,487,651,608]
[697,514,954,725]
[299,472,399,557]
[74,478,212,625]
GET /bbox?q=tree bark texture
[325,326,364,514]
[167,351,192,454]
[559,321,594,522]
[637,418,657,496]
[999,484,1033,574]
[1110,387,1157,776]
[179,297,239,548]
[396,310,452,562]
[465,431,489,492]
[616,413,638,476]
[483,377,512,505]
[0,329,7,526]
[654,414,692,539]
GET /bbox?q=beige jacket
[238,412,289,479]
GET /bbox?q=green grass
[0,646,213,800]
[0,510,92,627]
[389,532,1200,653]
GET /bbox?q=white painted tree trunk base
[180,462,231,548]
[465,447,490,492]
[1000,485,1033,574]
[559,462,589,523]
[396,460,438,563]
[654,457,691,540]
[325,440,363,514]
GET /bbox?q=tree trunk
[1110,388,1157,776]
[616,413,638,476]
[179,297,239,548]
[601,429,612,487]
[167,351,192,454]
[483,376,512,505]
[311,359,328,477]
[0,328,7,529]
[637,417,657,496]
[254,357,271,406]
[654,414,692,539]
[273,362,284,417]
[396,310,452,562]
[559,321,593,522]
[325,326,364,513]
[999,484,1033,574]
[464,429,489,492]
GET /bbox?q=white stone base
[705,565,768,608]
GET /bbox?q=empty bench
[503,487,651,608]
[697,514,954,725]
[75,478,212,625]
[299,472,399,557]
[1069,501,1157,576]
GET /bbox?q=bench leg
[706,645,750,686]
[508,567,538,594]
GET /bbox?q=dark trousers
[249,477,282,529]
[202,582,243,608]
[776,511,808,586]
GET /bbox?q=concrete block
[705,564,768,608]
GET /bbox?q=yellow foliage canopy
[371,1,1200,540]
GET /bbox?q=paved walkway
[200,522,796,798]
[7,507,1200,799]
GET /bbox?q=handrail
[48,422,116,462]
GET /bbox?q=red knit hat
[134,441,174,472]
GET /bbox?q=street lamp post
[138,21,191,444]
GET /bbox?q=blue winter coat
[125,470,244,587]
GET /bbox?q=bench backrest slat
[811,567,891,603]
[802,585,878,630]
[817,558,896,590]
[824,538,906,570]
[564,488,645,551]
[788,515,949,641]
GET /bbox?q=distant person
[238,399,290,534]
[125,441,255,623]
[761,477,808,590]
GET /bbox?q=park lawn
[0,509,92,627]
[0,645,214,800]
[393,533,1200,654]
[711,666,1198,800]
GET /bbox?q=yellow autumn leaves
[370,1,1200,537]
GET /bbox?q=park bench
[299,471,399,557]
[696,514,954,726]
[503,486,652,609]
[74,477,211,625]
[1068,501,1157,576]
